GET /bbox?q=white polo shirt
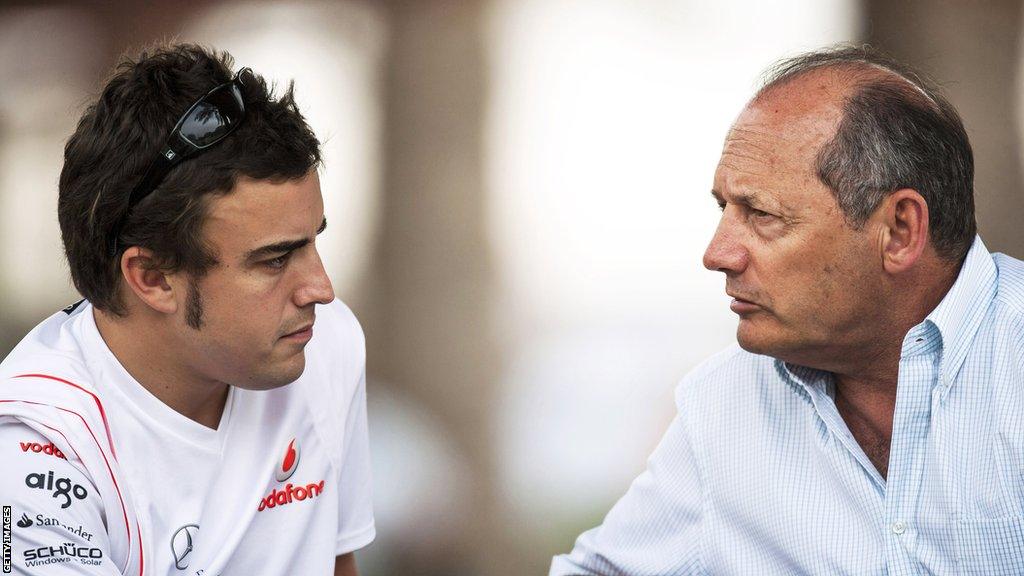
[0,299,374,575]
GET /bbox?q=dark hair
[59,43,321,315]
[758,45,976,263]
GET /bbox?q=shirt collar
[776,359,831,404]
[918,235,997,390]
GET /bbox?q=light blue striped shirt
[551,236,1024,575]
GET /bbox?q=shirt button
[892,521,907,535]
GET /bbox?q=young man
[0,45,374,575]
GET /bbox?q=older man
[551,47,1024,575]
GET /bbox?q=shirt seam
[335,521,375,554]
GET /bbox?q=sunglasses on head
[109,67,251,254]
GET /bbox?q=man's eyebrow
[245,217,327,262]
[711,189,763,207]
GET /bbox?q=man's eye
[717,202,726,212]
[264,254,291,269]
[751,208,773,219]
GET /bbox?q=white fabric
[0,299,374,575]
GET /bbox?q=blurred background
[0,0,1022,574]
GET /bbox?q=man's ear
[119,247,178,315]
[879,188,930,274]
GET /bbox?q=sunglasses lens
[179,84,244,148]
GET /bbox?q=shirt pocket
[955,516,1024,575]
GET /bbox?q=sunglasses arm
[125,133,194,208]
[110,133,192,255]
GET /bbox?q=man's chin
[735,321,784,357]
[736,323,818,366]
[235,354,308,391]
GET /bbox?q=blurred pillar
[864,0,1024,258]
[363,1,516,574]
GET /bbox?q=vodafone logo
[260,437,325,512]
[20,441,66,460]
[275,438,300,482]
[258,481,325,512]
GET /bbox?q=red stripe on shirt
[11,373,118,460]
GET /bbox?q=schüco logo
[20,441,66,460]
[24,542,103,567]
[24,471,88,509]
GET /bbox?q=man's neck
[93,308,229,430]
[833,373,896,479]
[827,259,960,479]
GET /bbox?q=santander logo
[275,438,300,482]
[259,437,326,512]
[20,441,66,460]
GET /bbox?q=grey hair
[758,45,976,263]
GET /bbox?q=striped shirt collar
[777,235,996,395]
[919,235,997,390]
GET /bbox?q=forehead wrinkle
[716,77,847,221]
[714,163,789,215]
[719,124,792,173]
[724,125,779,156]
[717,126,781,201]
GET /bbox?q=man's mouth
[727,292,762,314]
[281,322,315,341]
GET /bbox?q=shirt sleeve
[0,418,120,575]
[333,365,376,555]
[549,402,706,576]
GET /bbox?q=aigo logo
[275,438,300,482]
[24,471,88,509]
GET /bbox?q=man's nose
[703,220,748,274]
[295,249,336,307]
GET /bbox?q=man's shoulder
[679,343,775,386]
[297,299,366,396]
[0,303,97,399]
[309,299,365,357]
[287,300,368,467]
[674,344,777,406]
[668,345,793,454]
[993,252,1024,318]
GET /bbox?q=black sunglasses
[109,67,250,253]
